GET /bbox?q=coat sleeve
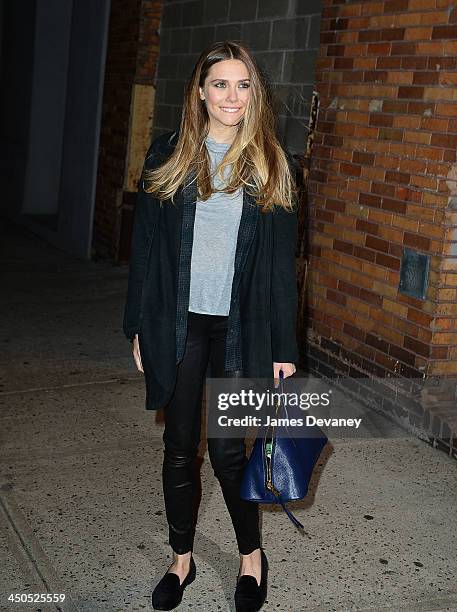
[270,201,299,364]
[122,142,162,341]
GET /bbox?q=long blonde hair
[143,41,297,213]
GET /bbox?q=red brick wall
[93,0,162,260]
[308,0,457,378]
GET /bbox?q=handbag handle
[269,369,294,441]
[264,369,305,529]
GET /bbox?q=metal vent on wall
[398,247,430,300]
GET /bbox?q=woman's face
[199,59,251,132]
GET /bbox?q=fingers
[132,335,144,373]
[136,350,144,373]
[137,342,143,372]
[273,362,296,386]
[273,362,281,388]
[283,363,296,378]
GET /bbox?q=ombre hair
[142,41,297,213]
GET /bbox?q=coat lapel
[224,190,260,371]
[175,171,198,364]
[230,189,260,300]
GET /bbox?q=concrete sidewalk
[1,219,456,612]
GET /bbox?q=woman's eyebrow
[209,78,251,83]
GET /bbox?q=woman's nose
[226,87,239,102]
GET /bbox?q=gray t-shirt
[188,135,243,316]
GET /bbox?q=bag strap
[276,494,304,529]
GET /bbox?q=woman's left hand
[273,362,296,383]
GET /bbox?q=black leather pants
[162,310,261,555]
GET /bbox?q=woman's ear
[199,86,205,101]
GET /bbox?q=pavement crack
[0,490,80,612]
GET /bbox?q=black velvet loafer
[234,548,268,611]
[151,555,196,611]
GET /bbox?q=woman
[123,41,299,611]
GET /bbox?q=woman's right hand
[132,334,144,373]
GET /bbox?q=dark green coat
[123,130,299,410]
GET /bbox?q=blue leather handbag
[240,370,328,529]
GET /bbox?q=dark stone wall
[154,0,323,155]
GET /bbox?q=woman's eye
[213,82,250,88]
